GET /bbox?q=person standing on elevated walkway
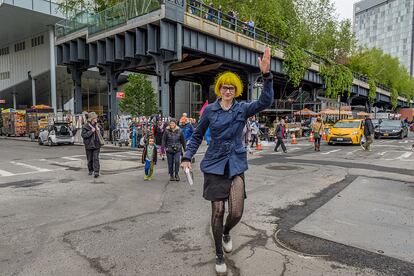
[181,47,273,274]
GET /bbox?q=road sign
[0,99,5,104]
[116,92,125,99]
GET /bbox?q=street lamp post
[288,97,294,119]
[337,95,341,120]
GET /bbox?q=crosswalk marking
[0,169,14,177]
[10,161,51,172]
[346,149,361,155]
[398,152,413,160]
[61,156,82,161]
[321,149,342,155]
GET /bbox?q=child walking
[142,137,157,180]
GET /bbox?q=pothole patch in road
[269,175,414,276]
[0,179,47,188]
[266,165,301,171]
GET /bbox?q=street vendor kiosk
[1,108,26,136]
[26,105,54,138]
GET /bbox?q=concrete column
[159,68,170,117]
[49,27,57,114]
[12,88,17,109]
[106,70,118,141]
[72,69,83,114]
[31,78,36,106]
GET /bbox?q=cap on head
[88,112,98,121]
[214,71,243,97]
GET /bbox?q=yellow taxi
[326,119,364,145]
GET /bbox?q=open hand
[181,161,192,171]
[258,47,271,74]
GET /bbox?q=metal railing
[56,11,92,38]
[56,0,161,38]
[89,0,161,35]
[187,0,325,64]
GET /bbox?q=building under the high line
[353,0,414,76]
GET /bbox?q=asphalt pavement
[0,136,413,276]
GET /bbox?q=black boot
[169,174,175,181]
[175,173,180,181]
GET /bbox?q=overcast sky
[333,0,360,21]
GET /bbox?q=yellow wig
[214,71,244,97]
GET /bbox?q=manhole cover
[266,165,301,171]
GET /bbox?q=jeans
[167,151,181,176]
[314,137,321,145]
[86,148,100,173]
[251,134,258,147]
[274,137,287,152]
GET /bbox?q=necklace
[220,101,233,111]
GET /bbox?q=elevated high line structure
[55,0,413,129]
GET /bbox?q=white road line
[123,151,139,155]
[10,161,50,172]
[321,149,342,155]
[61,156,81,161]
[377,151,387,156]
[346,149,361,155]
[0,169,14,177]
[398,152,413,160]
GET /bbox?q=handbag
[90,123,105,146]
[313,124,322,139]
[97,129,105,146]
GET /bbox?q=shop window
[0,47,9,56]
[14,42,25,52]
[31,35,44,47]
[0,71,10,80]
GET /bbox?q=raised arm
[245,47,274,118]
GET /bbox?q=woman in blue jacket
[181,47,273,274]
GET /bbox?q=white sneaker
[215,256,227,274]
[223,234,232,253]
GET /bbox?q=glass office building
[354,0,414,76]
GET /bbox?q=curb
[0,136,143,151]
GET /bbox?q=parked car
[326,119,364,145]
[374,120,408,139]
[371,119,382,128]
[38,123,75,146]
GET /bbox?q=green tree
[58,0,121,15]
[347,48,414,99]
[119,74,157,116]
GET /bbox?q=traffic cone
[291,134,297,144]
[322,131,327,141]
[256,143,263,150]
[309,131,315,142]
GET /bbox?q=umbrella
[319,109,338,115]
[357,111,370,117]
[294,108,317,116]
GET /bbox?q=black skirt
[203,169,246,201]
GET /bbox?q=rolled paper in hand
[185,167,193,186]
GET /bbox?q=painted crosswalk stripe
[61,156,82,161]
[0,169,14,177]
[398,152,413,160]
[321,149,342,155]
[10,161,50,172]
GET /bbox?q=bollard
[131,124,136,148]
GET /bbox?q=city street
[0,137,413,276]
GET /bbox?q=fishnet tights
[211,176,244,258]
